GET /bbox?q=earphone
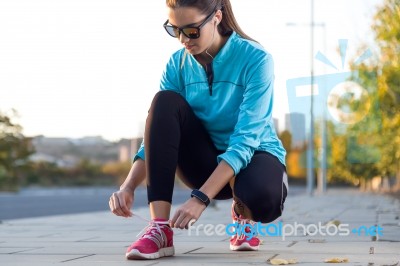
[205,18,218,60]
[205,17,219,60]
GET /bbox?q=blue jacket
[134,32,286,175]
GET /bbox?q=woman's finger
[170,209,180,227]
[110,194,125,217]
[180,216,193,229]
[117,195,132,217]
[185,218,197,229]
[172,210,187,229]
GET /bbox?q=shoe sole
[230,242,259,251]
[126,246,175,260]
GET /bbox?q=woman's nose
[179,32,189,44]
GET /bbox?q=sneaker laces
[133,214,170,249]
[232,202,256,241]
[235,215,256,241]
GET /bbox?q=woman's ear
[215,9,223,25]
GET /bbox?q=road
[0,186,190,220]
[0,185,305,220]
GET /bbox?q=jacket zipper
[205,62,213,96]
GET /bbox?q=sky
[0,0,383,141]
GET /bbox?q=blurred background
[0,0,399,219]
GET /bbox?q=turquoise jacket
[134,32,286,175]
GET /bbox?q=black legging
[144,90,287,223]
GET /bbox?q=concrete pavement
[1,188,399,266]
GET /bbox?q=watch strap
[191,189,210,207]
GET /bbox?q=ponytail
[218,0,257,42]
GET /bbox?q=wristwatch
[191,189,210,207]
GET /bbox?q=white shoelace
[232,202,257,241]
[133,214,170,248]
[234,215,256,241]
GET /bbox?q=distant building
[119,146,130,162]
[32,136,71,147]
[30,135,144,165]
[29,153,78,168]
[32,135,111,147]
[118,138,142,162]
[273,118,279,134]
[71,136,111,146]
[285,113,306,148]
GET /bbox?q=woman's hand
[109,188,134,218]
[170,197,207,229]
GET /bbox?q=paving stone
[0,247,43,254]
[1,189,399,265]
[269,252,400,265]
[0,254,92,265]
[61,254,159,265]
[379,225,400,242]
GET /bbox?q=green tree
[0,110,34,191]
[348,0,400,189]
[373,0,400,187]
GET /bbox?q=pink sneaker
[230,201,260,251]
[126,218,174,260]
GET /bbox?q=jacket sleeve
[133,52,183,162]
[133,139,145,162]
[217,52,274,175]
[160,51,184,93]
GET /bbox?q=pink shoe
[230,201,260,251]
[126,218,174,260]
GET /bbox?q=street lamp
[309,0,315,196]
[286,0,328,196]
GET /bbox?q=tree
[101,161,132,184]
[279,130,292,154]
[0,110,34,190]
[373,0,400,188]
[348,0,400,189]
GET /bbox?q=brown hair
[166,0,256,42]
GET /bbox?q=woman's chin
[185,45,198,54]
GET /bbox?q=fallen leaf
[269,258,297,265]
[270,259,288,265]
[326,220,341,227]
[324,257,349,263]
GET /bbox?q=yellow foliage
[286,150,306,178]
[101,161,132,183]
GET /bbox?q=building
[285,113,306,148]
[118,138,143,162]
[273,118,279,134]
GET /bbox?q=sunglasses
[163,11,215,39]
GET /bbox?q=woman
[109,0,288,260]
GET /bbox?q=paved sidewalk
[1,188,399,266]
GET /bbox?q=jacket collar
[213,31,237,63]
[188,31,238,66]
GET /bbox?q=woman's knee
[239,184,287,223]
[151,90,182,109]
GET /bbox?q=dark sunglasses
[163,11,215,39]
